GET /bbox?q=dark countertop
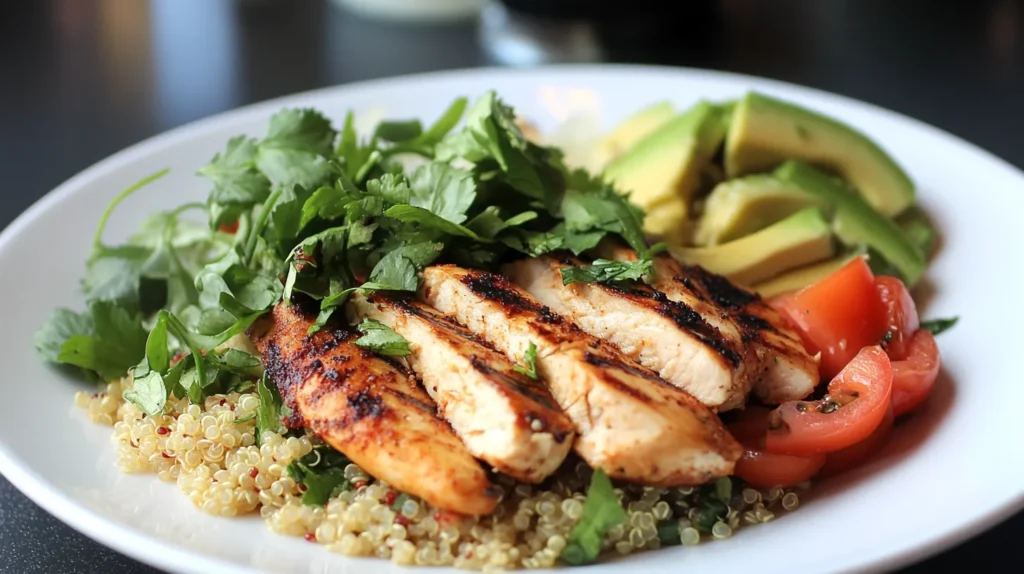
[0,1,1020,572]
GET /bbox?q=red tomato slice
[728,408,825,488]
[818,400,894,478]
[772,257,888,380]
[891,329,941,417]
[765,346,893,456]
[875,277,920,361]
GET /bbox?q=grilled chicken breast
[348,292,575,483]
[505,253,759,411]
[596,241,818,403]
[421,265,742,485]
[249,302,499,515]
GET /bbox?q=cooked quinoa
[75,375,807,570]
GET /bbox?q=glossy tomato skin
[219,220,240,234]
[876,276,920,361]
[772,257,888,380]
[728,408,825,487]
[818,400,894,478]
[765,346,893,457]
[891,329,941,416]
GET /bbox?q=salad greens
[561,469,628,566]
[34,90,660,416]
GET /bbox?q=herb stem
[244,188,282,265]
[93,168,170,250]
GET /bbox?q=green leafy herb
[562,469,627,566]
[383,205,485,241]
[45,301,148,381]
[286,446,352,506]
[714,477,733,503]
[255,108,337,188]
[656,520,681,546]
[512,342,538,380]
[256,374,286,444]
[920,316,959,336]
[198,136,272,206]
[354,319,411,357]
[560,259,653,285]
[374,119,423,143]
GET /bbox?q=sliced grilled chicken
[421,265,742,485]
[348,291,575,483]
[596,241,818,403]
[504,253,759,411]
[248,302,499,515]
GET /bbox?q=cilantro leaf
[34,308,93,364]
[256,108,337,188]
[353,319,411,357]
[561,179,649,258]
[216,348,263,378]
[562,469,627,566]
[512,341,538,379]
[123,370,168,416]
[256,374,285,443]
[55,301,148,381]
[335,111,378,180]
[366,173,412,205]
[920,316,959,336]
[270,184,316,250]
[198,136,271,205]
[408,162,476,224]
[418,97,468,146]
[560,259,654,285]
[286,446,352,506]
[374,120,422,143]
[299,185,354,230]
[383,205,486,241]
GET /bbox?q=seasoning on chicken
[348,291,575,483]
[248,301,500,515]
[505,253,760,411]
[595,241,819,403]
[421,265,742,486]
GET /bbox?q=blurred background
[0,0,1020,572]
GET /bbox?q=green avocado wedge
[695,174,830,246]
[773,160,926,285]
[671,206,835,286]
[725,92,915,217]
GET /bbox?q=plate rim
[1,63,1022,574]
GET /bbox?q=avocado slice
[671,207,835,286]
[593,101,676,168]
[725,92,915,217]
[751,252,864,299]
[773,160,926,285]
[603,101,726,244]
[695,174,830,246]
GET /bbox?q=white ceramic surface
[0,65,1022,574]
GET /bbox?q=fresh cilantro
[920,316,959,336]
[657,520,680,546]
[374,119,422,143]
[561,469,627,566]
[560,176,649,258]
[256,374,285,444]
[256,108,337,188]
[353,319,411,357]
[560,259,654,285]
[46,301,148,381]
[383,205,485,241]
[198,136,272,205]
[286,445,352,506]
[408,162,477,224]
[123,369,168,416]
[512,341,538,379]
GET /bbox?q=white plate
[1,65,1022,574]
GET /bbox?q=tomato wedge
[818,400,894,478]
[875,276,920,361]
[765,346,893,456]
[891,329,941,416]
[772,257,888,380]
[728,408,825,487]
